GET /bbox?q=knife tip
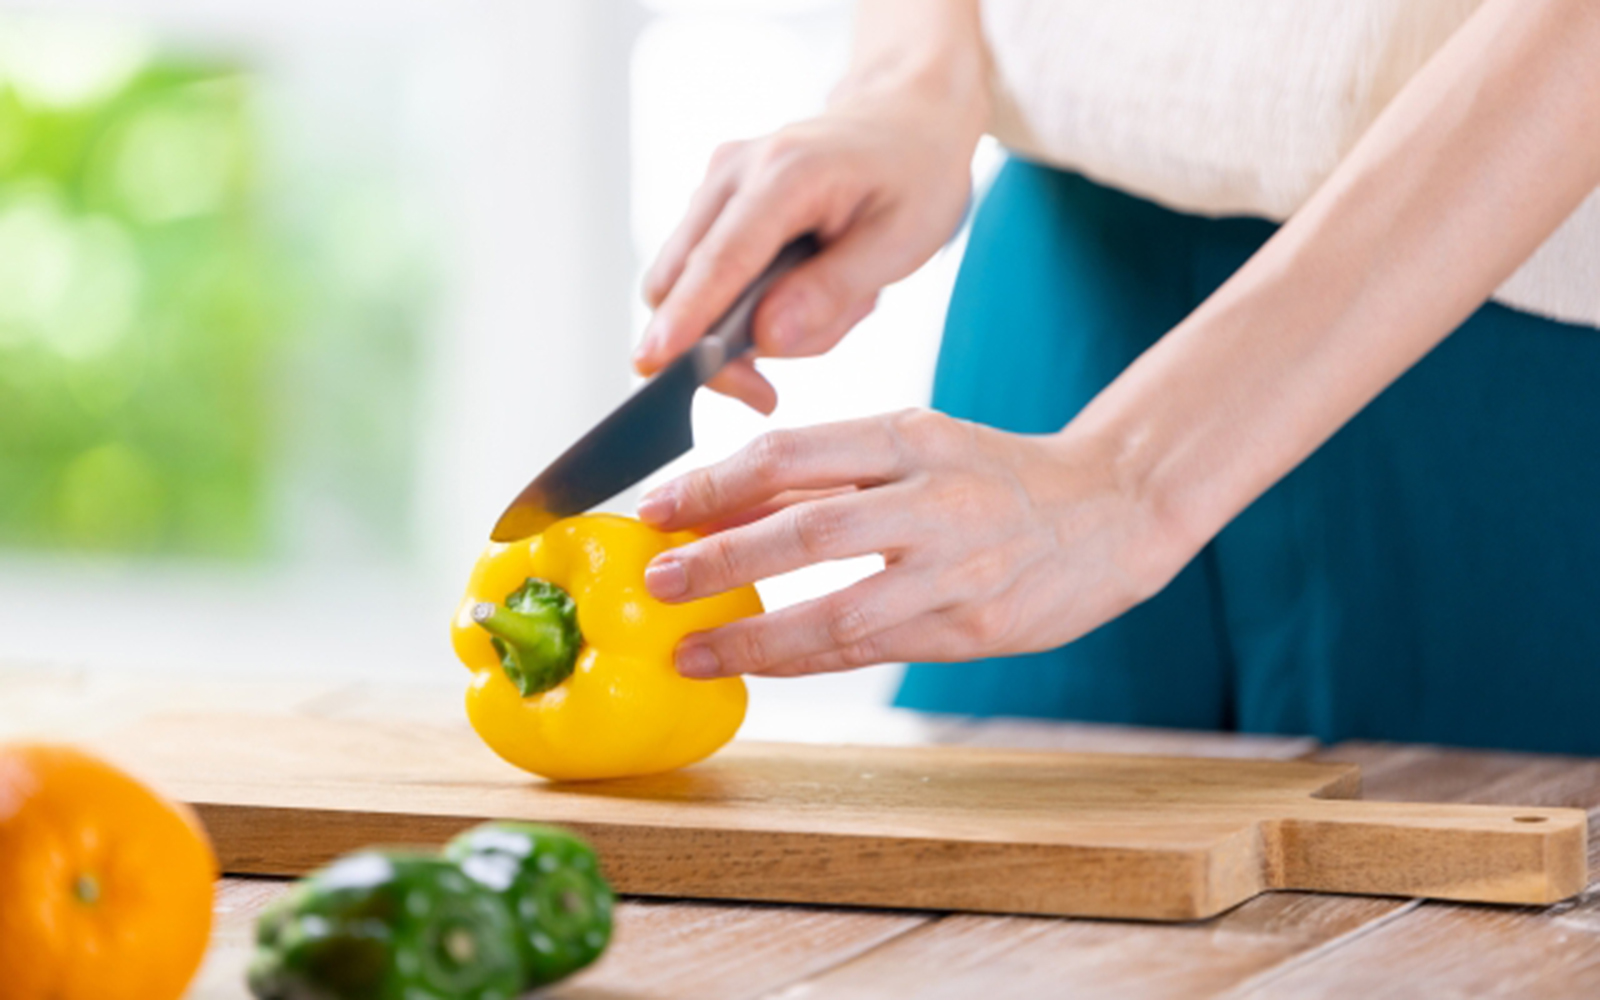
[489,504,559,543]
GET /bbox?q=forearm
[835,0,990,134]
[1076,0,1600,553]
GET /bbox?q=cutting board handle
[1263,801,1589,904]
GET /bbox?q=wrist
[1100,419,1210,582]
[1040,421,1206,604]
[1060,392,1240,586]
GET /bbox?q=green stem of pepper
[472,578,582,696]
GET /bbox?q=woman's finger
[703,358,777,414]
[744,607,981,677]
[752,217,911,357]
[640,143,745,313]
[646,488,898,603]
[681,292,873,411]
[758,289,880,361]
[633,172,815,373]
[672,568,930,678]
[638,416,903,530]
[696,486,859,534]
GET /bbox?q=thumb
[753,217,922,358]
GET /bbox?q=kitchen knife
[490,233,821,542]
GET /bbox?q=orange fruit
[0,744,218,1000]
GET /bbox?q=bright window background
[0,0,998,717]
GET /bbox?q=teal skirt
[895,159,1600,754]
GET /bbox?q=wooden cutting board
[95,713,1587,921]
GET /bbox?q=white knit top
[982,0,1600,328]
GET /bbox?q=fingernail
[636,317,670,362]
[676,641,720,678]
[637,488,677,526]
[644,556,686,600]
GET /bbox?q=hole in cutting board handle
[1513,815,1548,823]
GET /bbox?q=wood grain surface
[88,710,1586,919]
[8,667,1600,998]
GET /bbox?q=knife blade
[490,234,821,542]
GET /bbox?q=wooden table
[4,663,1599,998]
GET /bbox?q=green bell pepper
[247,852,526,1000]
[445,822,615,987]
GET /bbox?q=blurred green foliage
[0,55,286,556]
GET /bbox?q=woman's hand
[634,0,1600,682]
[636,410,1195,678]
[635,0,989,414]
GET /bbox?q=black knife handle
[692,233,822,381]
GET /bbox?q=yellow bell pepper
[451,513,759,781]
